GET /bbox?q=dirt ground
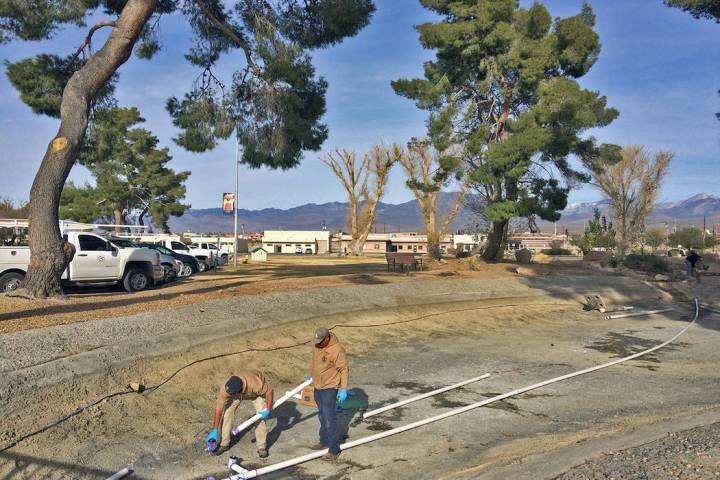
[0,255,592,334]
[1,257,718,480]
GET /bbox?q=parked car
[138,242,199,277]
[190,242,228,266]
[0,231,164,293]
[153,239,217,272]
[108,237,181,283]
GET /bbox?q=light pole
[233,138,240,271]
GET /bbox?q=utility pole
[233,138,240,271]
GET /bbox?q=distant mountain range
[167,193,720,234]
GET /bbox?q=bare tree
[322,145,399,255]
[591,146,673,255]
[399,143,468,259]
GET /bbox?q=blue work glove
[306,375,312,381]
[205,428,219,444]
[205,428,219,452]
[257,409,270,419]
[336,389,348,403]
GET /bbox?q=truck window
[209,244,218,249]
[171,241,189,251]
[79,235,108,251]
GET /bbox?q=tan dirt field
[0,255,594,334]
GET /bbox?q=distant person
[307,326,349,461]
[686,250,701,276]
[205,370,274,458]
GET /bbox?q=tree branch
[194,0,262,77]
[73,21,117,60]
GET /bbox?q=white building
[452,233,486,253]
[261,230,331,254]
[250,247,268,262]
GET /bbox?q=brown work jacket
[215,369,270,411]
[308,333,349,390]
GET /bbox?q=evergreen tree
[59,183,105,223]
[76,107,191,231]
[665,0,720,21]
[392,1,619,260]
[2,0,375,297]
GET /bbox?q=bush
[515,248,532,264]
[622,254,669,273]
[541,248,573,256]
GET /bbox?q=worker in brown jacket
[205,370,274,458]
[307,326,349,460]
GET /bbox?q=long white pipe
[221,299,698,480]
[231,379,312,436]
[363,373,490,419]
[606,308,673,320]
[105,468,131,480]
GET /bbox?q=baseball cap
[313,327,329,345]
[225,376,243,394]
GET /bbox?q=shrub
[541,248,573,256]
[515,248,532,264]
[622,254,669,273]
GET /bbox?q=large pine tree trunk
[14,0,157,298]
[482,220,509,261]
[426,230,442,260]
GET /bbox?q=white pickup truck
[154,239,219,272]
[190,242,228,266]
[0,231,164,293]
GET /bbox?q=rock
[129,382,145,393]
[515,248,532,264]
[654,274,670,281]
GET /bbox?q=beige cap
[313,326,330,345]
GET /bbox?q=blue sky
[0,0,718,210]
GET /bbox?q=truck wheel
[123,268,150,292]
[162,265,177,283]
[0,272,24,293]
[182,263,194,276]
[197,261,208,272]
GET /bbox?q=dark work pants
[314,387,341,454]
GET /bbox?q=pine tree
[665,0,720,21]
[392,1,619,260]
[74,107,191,231]
[2,0,375,297]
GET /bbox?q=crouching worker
[307,327,349,461]
[205,370,274,458]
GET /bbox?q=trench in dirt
[2,279,717,480]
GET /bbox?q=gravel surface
[0,274,657,374]
[557,421,720,479]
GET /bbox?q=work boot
[257,448,268,458]
[322,452,340,461]
[213,445,229,456]
[308,443,325,450]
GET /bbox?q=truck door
[170,240,190,254]
[72,234,119,280]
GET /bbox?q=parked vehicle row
[0,230,218,294]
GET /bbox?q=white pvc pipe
[231,379,312,436]
[363,373,490,419]
[105,468,131,480]
[606,308,673,320]
[221,299,698,480]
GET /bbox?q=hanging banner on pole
[223,193,235,214]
